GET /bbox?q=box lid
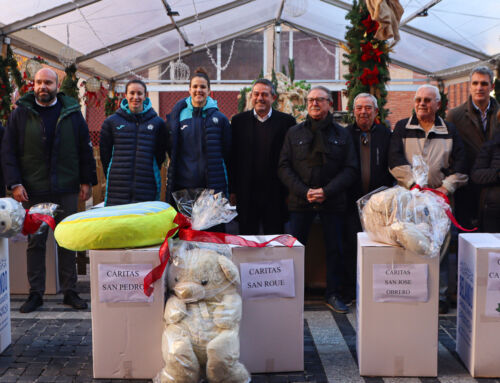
[459,233,500,248]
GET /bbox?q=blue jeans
[289,211,345,299]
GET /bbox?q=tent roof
[1,0,498,81]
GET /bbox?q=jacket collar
[406,113,448,135]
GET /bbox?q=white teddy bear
[156,246,250,383]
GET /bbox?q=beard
[35,88,57,104]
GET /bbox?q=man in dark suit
[231,79,296,234]
[447,66,499,230]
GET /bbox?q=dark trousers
[25,193,78,296]
[342,208,362,301]
[289,210,344,299]
[238,196,284,235]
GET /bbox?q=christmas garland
[60,64,80,102]
[0,45,25,125]
[105,93,122,116]
[342,0,390,125]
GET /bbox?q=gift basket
[154,189,250,383]
[0,197,58,237]
[357,155,453,258]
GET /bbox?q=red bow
[359,66,380,86]
[22,211,56,235]
[410,185,477,232]
[143,213,297,296]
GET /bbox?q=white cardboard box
[231,236,304,373]
[90,247,165,379]
[456,233,500,378]
[356,233,439,377]
[0,238,12,353]
[8,231,60,294]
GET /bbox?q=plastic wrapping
[172,189,237,230]
[358,155,450,258]
[0,198,59,238]
[155,240,250,383]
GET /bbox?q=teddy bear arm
[164,295,187,324]
[213,293,242,329]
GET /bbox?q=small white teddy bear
[156,246,250,383]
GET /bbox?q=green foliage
[343,0,390,124]
[60,64,80,102]
[288,58,295,83]
[258,68,264,79]
[437,81,448,119]
[271,69,279,109]
[281,64,287,77]
[294,80,310,91]
[0,45,25,125]
[237,86,251,113]
[105,94,121,117]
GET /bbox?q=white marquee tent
[0,0,499,83]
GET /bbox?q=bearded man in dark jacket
[2,68,97,313]
[278,86,358,314]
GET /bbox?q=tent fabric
[0,0,498,80]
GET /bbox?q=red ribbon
[410,184,477,232]
[143,213,297,296]
[22,210,56,236]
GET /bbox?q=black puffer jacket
[99,98,167,206]
[278,115,359,212]
[471,132,500,213]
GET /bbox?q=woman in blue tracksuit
[165,67,231,204]
[100,79,167,206]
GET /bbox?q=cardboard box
[231,236,304,373]
[90,247,165,379]
[0,238,12,353]
[8,231,60,294]
[356,233,439,377]
[456,233,500,378]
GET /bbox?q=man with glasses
[388,84,468,314]
[279,86,358,313]
[343,93,393,305]
[447,66,499,231]
[230,79,296,234]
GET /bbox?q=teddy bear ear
[217,255,240,285]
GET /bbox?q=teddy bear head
[168,247,240,302]
[0,198,26,238]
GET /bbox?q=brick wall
[446,81,469,109]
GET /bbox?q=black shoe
[439,300,449,315]
[326,296,349,314]
[20,293,43,313]
[63,291,88,310]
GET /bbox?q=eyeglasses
[307,97,329,104]
[414,97,435,104]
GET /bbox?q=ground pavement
[1,276,499,383]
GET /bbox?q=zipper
[131,120,139,201]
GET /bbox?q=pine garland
[105,94,121,117]
[0,45,25,125]
[60,64,80,102]
[343,0,391,125]
[437,80,448,119]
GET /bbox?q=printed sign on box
[373,263,429,302]
[485,252,500,317]
[240,259,295,300]
[98,264,153,303]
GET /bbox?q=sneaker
[439,300,449,315]
[63,291,88,310]
[20,293,43,313]
[326,296,348,314]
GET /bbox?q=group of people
[1,64,498,315]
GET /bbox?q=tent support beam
[111,20,273,81]
[76,0,253,63]
[318,0,488,61]
[283,20,431,75]
[1,0,101,35]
